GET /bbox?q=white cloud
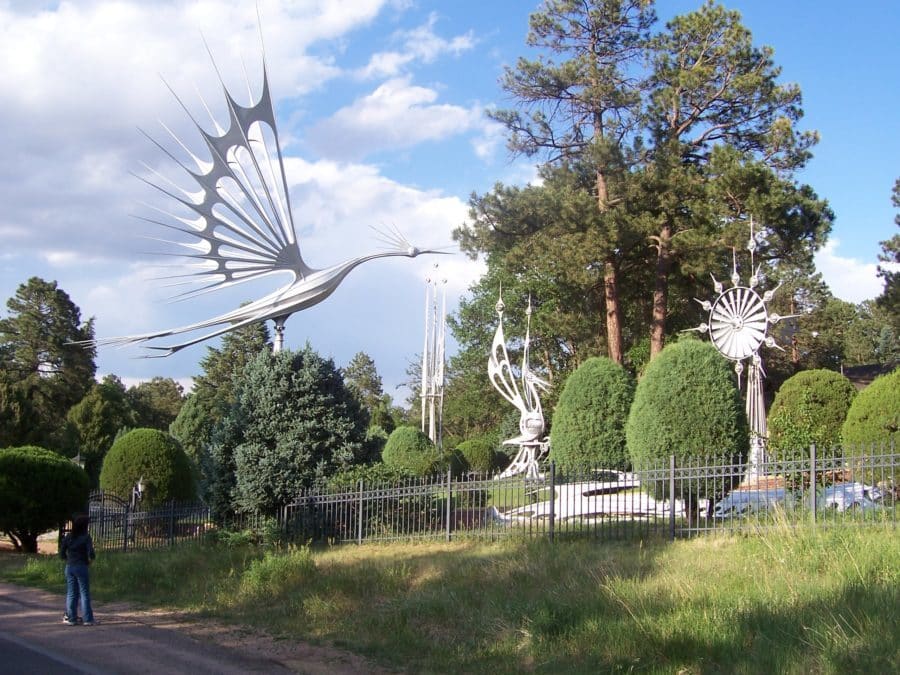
[356,11,475,79]
[308,77,482,159]
[814,239,884,303]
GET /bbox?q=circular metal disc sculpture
[489,291,551,480]
[82,52,445,356]
[688,220,796,475]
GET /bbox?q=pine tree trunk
[650,222,673,359]
[604,261,624,364]
[596,169,624,364]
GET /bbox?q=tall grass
[4,523,897,673]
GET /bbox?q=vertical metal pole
[809,444,817,526]
[669,455,676,541]
[357,479,364,545]
[446,466,452,542]
[168,500,175,546]
[123,503,129,553]
[548,461,556,543]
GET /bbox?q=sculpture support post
[273,316,287,353]
[746,357,768,475]
[421,271,446,448]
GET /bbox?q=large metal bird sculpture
[87,58,445,356]
[488,291,551,479]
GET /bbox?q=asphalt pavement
[0,582,294,674]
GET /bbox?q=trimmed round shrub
[550,357,635,471]
[767,369,857,460]
[0,445,90,553]
[382,426,442,477]
[841,368,899,452]
[626,340,748,504]
[457,436,506,474]
[99,428,194,506]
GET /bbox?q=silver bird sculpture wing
[86,58,444,356]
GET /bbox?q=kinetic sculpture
[687,220,795,475]
[88,58,443,356]
[421,269,446,447]
[488,291,551,479]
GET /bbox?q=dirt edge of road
[1,543,398,675]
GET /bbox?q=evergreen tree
[467,0,831,368]
[66,375,135,484]
[626,339,748,517]
[482,0,656,363]
[170,319,270,477]
[126,376,185,430]
[0,445,90,553]
[342,351,383,426]
[550,357,635,471]
[209,346,367,518]
[0,277,95,451]
[875,177,900,330]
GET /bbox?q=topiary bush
[767,369,857,461]
[0,445,90,553]
[382,426,442,477]
[626,339,748,509]
[99,428,194,507]
[841,367,899,458]
[456,436,506,475]
[550,357,635,472]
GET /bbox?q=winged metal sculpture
[488,291,551,479]
[87,57,444,356]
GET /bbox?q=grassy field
[3,523,897,674]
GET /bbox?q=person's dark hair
[72,514,90,536]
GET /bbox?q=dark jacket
[59,533,96,566]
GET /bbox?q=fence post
[357,479,364,545]
[809,443,817,526]
[168,500,176,546]
[548,461,556,543]
[669,455,676,541]
[123,502,130,553]
[446,466,453,542]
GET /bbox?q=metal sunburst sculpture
[87,53,445,356]
[686,219,796,475]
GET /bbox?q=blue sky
[1,0,897,399]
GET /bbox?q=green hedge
[456,436,507,474]
[0,445,90,552]
[382,426,443,477]
[550,357,635,471]
[99,428,194,507]
[841,368,899,451]
[626,340,748,503]
[767,369,857,460]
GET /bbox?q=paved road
[0,582,294,674]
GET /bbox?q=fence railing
[86,492,209,551]
[87,444,897,551]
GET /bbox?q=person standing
[59,514,96,626]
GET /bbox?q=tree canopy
[459,0,830,373]
[0,277,95,452]
[0,445,90,553]
[209,346,367,518]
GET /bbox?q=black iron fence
[86,444,897,551]
[85,491,209,551]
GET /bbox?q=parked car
[711,486,792,519]
[819,482,883,512]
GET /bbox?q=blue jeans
[65,563,94,623]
